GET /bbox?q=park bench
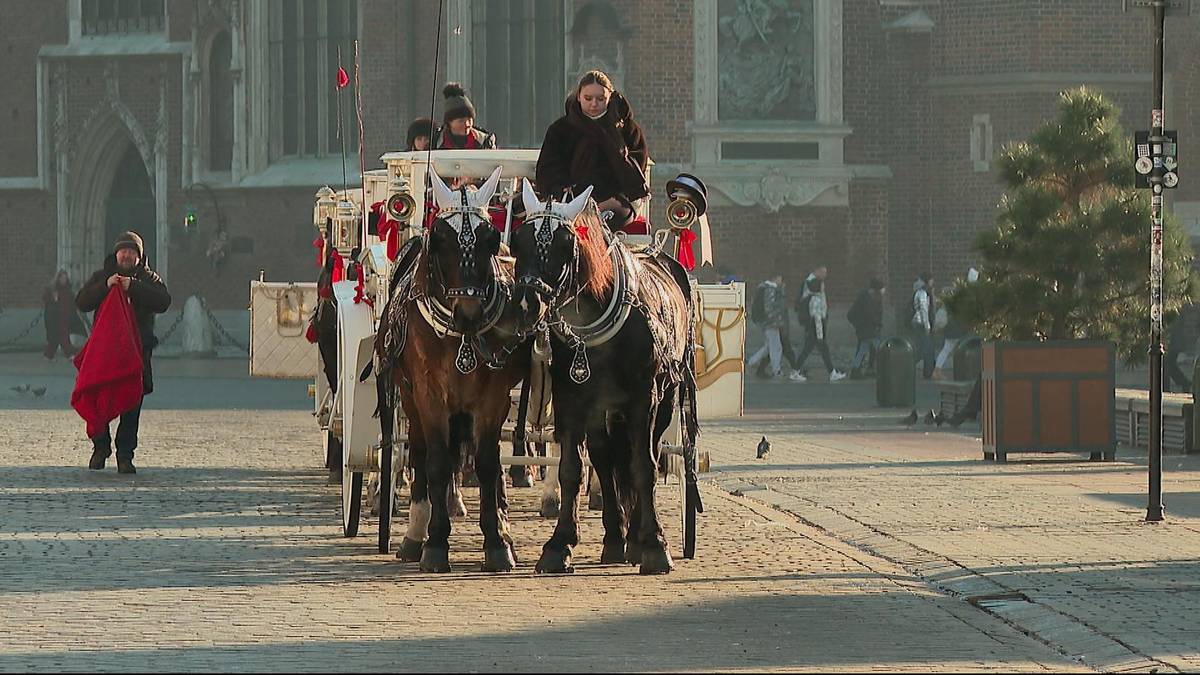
[1113,388,1196,455]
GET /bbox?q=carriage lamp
[666,196,698,230]
[315,186,337,230]
[386,189,416,222]
[334,199,359,251]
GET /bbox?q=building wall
[0,0,1183,320]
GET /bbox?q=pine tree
[944,87,1196,365]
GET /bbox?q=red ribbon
[330,249,345,283]
[677,228,697,271]
[305,321,319,344]
[576,224,589,240]
[353,263,373,307]
[312,236,325,268]
[335,66,349,90]
[371,200,401,261]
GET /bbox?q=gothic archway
[105,143,157,264]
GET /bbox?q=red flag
[336,66,350,90]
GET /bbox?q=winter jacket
[757,280,788,329]
[76,255,172,394]
[847,288,883,340]
[809,290,829,341]
[535,91,649,210]
[43,284,86,344]
[432,125,497,150]
[911,280,932,333]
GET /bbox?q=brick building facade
[0,0,1182,317]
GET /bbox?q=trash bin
[953,336,983,382]
[877,336,916,407]
[1191,357,1200,452]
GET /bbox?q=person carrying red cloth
[74,231,172,474]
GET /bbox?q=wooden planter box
[981,340,1116,462]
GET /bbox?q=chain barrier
[198,296,249,353]
[156,310,187,345]
[0,313,44,349]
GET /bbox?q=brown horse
[375,167,531,573]
[511,180,700,575]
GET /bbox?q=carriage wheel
[342,470,363,537]
[377,442,393,553]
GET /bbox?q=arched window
[208,30,234,172]
[268,0,358,159]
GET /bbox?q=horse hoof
[419,545,451,573]
[396,536,423,562]
[539,497,560,519]
[482,546,516,573]
[587,491,604,511]
[639,546,675,575]
[600,541,626,565]
[535,547,574,574]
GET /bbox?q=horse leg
[397,410,429,563]
[536,426,585,574]
[419,414,456,573]
[476,423,514,572]
[587,423,627,564]
[629,397,674,575]
[540,440,561,518]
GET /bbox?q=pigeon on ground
[934,411,945,427]
[756,436,771,459]
[10,384,28,394]
[902,409,918,427]
[924,409,937,425]
[30,386,46,398]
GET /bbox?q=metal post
[1147,0,1166,522]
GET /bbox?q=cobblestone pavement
[0,402,1080,673]
[709,378,1200,673]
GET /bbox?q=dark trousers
[915,327,936,379]
[91,399,143,461]
[1166,347,1191,393]
[795,320,835,373]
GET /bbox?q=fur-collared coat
[535,91,649,210]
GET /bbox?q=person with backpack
[847,277,885,379]
[747,272,789,379]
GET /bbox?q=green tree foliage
[944,87,1196,364]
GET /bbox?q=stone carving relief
[717,0,815,120]
[718,168,842,211]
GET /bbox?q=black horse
[375,167,531,573]
[511,180,699,575]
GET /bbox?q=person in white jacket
[911,273,936,379]
[791,274,847,382]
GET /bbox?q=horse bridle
[514,201,578,311]
[428,187,494,303]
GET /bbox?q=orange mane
[574,207,613,300]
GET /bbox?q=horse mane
[574,207,613,300]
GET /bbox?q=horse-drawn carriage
[249,148,746,572]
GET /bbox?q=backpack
[750,284,768,326]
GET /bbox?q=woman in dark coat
[535,70,649,230]
[43,269,86,360]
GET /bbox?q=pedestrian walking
[911,273,937,380]
[932,268,978,380]
[747,271,789,379]
[847,277,885,379]
[42,269,86,360]
[792,274,847,382]
[74,231,171,474]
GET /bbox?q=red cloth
[370,200,401,261]
[71,286,144,439]
[620,216,649,235]
[677,228,697,271]
[330,249,345,282]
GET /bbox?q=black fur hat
[442,82,476,124]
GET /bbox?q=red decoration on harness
[575,224,589,240]
[312,235,325,267]
[371,200,401,261]
[677,228,697,271]
[353,263,373,307]
[330,249,345,283]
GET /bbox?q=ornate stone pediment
[716,169,845,211]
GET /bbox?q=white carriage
[249,148,747,559]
